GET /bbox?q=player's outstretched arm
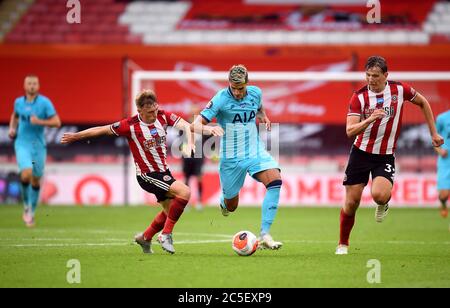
[410,93,444,147]
[190,115,224,137]
[175,118,196,156]
[60,125,113,144]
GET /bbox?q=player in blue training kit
[193,65,283,249]
[8,75,61,227]
[435,110,450,218]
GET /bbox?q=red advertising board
[1,45,449,124]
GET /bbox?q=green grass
[0,205,449,288]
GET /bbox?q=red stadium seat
[44,33,65,43]
[5,0,135,44]
[125,34,142,44]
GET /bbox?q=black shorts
[182,157,204,177]
[343,146,396,186]
[137,170,176,202]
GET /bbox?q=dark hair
[365,56,388,73]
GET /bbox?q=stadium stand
[0,0,448,207]
[5,0,141,44]
[2,0,450,44]
[0,0,33,43]
[425,0,450,42]
[120,0,437,45]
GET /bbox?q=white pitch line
[284,240,450,245]
[176,232,232,238]
[2,243,129,248]
[1,239,450,248]
[0,229,234,237]
[0,234,233,242]
[0,239,231,248]
[0,228,135,235]
[0,238,131,242]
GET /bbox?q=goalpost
[133,71,450,83]
[131,70,450,115]
[128,70,450,206]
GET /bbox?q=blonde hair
[136,89,157,109]
[25,74,39,80]
[228,64,248,84]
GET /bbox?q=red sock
[162,197,189,234]
[143,211,167,241]
[339,208,355,246]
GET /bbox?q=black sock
[20,181,30,206]
[198,180,203,202]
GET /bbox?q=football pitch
[0,205,449,288]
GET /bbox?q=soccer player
[435,110,450,218]
[192,65,283,250]
[8,75,61,227]
[336,56,444,255]
[61,90,223,254]
[181,105,206,211]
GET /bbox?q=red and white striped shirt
[110,110,181,174]
[348,81,417,155]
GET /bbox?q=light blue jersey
[201,85,268,161]
[436,110,450,190]
[14,95,56,146]
[201,85,279,199]
[14,95,56,177]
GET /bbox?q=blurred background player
[336,56,444,255]
[193,64,283,250]
[8,75,61,227]
[181,105,205,211]
[60,90,223,254]
[435,109,450,218]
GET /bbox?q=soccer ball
[232,230,259,256]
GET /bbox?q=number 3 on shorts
[385,164,395,173]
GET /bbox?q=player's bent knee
[21,170,32,182]
[439,190,450,201]
[172,183,191,201]
[227,203,238,212]
[345,199,360,213]
[225,198,239,212]
[31,178,41,187]
[179,188,191,201]
[372,191,391,205]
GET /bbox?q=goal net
[129,70,450,206]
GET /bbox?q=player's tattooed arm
[257,106,271,131]
[30,114,61,128]
[410,93,444,148]
[8,112,18,139]
[60,125,113,144]
[190,116,224,137]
